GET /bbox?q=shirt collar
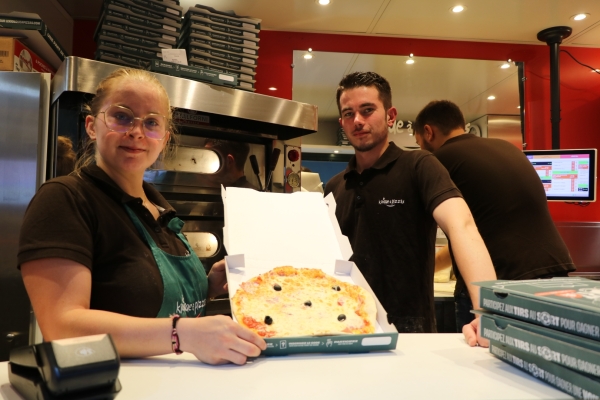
[343,142,404,178]
[82,164,176,218]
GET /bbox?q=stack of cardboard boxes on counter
[477,278,600,398]
[0,12,68,77]
[93,1,260,92]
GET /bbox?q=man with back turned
[324,72,496,344]
[413,100,575,337]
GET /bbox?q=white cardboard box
[222,187,398,355]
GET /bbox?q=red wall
[72,22,600,221]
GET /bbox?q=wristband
[171,314,183,355]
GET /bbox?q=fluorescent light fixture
[487,95,496,100]
[572,13,589,21]
[451,5,465,13]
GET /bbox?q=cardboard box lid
[222,187,352,273]
[476,277,600,314]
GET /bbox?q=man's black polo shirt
[325,142,462,332]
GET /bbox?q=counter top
[0,334,570,399]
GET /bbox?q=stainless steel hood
[50,57,318,140]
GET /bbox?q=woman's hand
[462,317,490,348]
[178,315,266,365]
[207,259,229,298]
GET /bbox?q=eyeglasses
[96,104,168,140]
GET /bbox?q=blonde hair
[75,68,177,172]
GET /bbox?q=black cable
[560,49,600,74]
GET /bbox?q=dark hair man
[414,100,575,342]
[324,72,496,345]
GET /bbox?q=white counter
[0,334,571,399]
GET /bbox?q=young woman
[18,68,265,365]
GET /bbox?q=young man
[413,100,575,333]
[324,72,496,344]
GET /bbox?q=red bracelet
[171,315,183,355]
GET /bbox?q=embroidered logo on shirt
[176,294,206,315]
[378,197,405,207]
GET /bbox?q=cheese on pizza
[231,266,377,338]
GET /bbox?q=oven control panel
[284,145,301,193]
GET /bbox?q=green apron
[124,205,208,318]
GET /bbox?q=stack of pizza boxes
[222,187,399,356]
[476,278,600,398]
[178,4,260,92]
[0,12,68,74]
[93,0,183,69]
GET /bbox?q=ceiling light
[487,95,496,100]
[304,48,313,59]
[268,87,277,91]
[406,53,415,64]
[334,150,339,153]
[517,106,521,108]
[500,63,511,69]
[451,5,465,13]
[572,13,589,21]
[317,0,330,4]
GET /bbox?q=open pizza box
[222,186,398,356]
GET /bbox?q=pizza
[230,266,377,338]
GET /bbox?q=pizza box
[96,38,163,61]
[222,187,399,356]
[102,0,182,30]
[0,37,56,77]
[103,6,181,34]
[477,278,600,340]
[0,12,67,70]
[188,59,255,83]
[480,312,600,378]
[106,0,183,21]
[489,341,600,398]
[182,14,259,39]
[236,81,255,92]
[179,24,259,48]
[189,55,255,75]
[97,29,173,52]
[95,18,178,44]
[182,36,258,56]
[186,44,257,67]
[95,49,150,69]
[186,5,261,32]
[148,59,237,86]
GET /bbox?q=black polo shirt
[18,164,190,317]
[325,142,462,333]
[434,134,575,296]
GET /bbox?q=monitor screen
[523,148,597,202]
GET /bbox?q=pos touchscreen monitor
[523,148,597,202]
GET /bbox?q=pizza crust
[231,266,377,338]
